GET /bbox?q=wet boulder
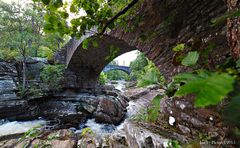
[93,96,127,125]
[39,101,86,128]
[54,88,129,125]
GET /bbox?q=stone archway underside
[56,0,229,89]
[58,35,136,88]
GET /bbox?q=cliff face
[111,0,228,80]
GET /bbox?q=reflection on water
[0,120,46,136]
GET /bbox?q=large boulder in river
[54,88,129,125]
[39,101,87,128]
[93,97,125,124]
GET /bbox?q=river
[75,80,127,135]
[0,80,127,137]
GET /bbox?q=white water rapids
[75,80,127,136]
[0,80,126,137]
[0,120,46,136]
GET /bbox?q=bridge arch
[55,0,226,89]
[102,65,131,75]
[58,35,138,88]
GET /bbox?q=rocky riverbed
[0,60,238,148]
[0,82,172,148]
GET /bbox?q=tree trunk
[22,49,27,92]
[226,0,240,60]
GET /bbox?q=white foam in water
[76,119,115,136]
[108,80,126,92]
[0,120,46,136]
[114,80,125,92]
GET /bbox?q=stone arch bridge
[103,65,131,75]
[55,0,228,89]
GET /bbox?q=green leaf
[70,5,77,13]
[174,73,202,83]
[92,40,98,48]
[211,10,240,26]
[52,0,63,8]
[82,39,89,49]
[172,44,185,52]
[60,12,69,19]
[236,59,240,68]
[181,51,199,67]
[175,72,235,107]
[108,22,115,29]
[41,0,50,5]
[223,94,240,126]
[140,34,147,41]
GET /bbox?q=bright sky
[114,50,139,66]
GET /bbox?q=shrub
[99,72,107,85]
[38,46,54,61]
[40,64,64,91]
[0,48,19,61]
[80,127,94,137]
[137,62,165,87]
[105,70,129,80]
[130,52,148,72]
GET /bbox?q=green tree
[130,52,148,71]
[33,0,140,38]
[0,1,67,94]
[40,64,64,91]
[0,1,35,91]
[105,70,129,80]
[137,61,165,87]
[99,72,107,85]
[103,60,130,81]
[129,52,148,80]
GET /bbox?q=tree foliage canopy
[0,1,67,59]
[33,0,139,38]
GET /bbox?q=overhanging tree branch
[98,0,139,35]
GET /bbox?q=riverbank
[0,82,169,147]
[0,63,238,148]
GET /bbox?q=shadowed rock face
[56,0,228,89]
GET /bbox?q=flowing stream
[0,120,46,137]
[75,80,127,136]
[0,80,127,137]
